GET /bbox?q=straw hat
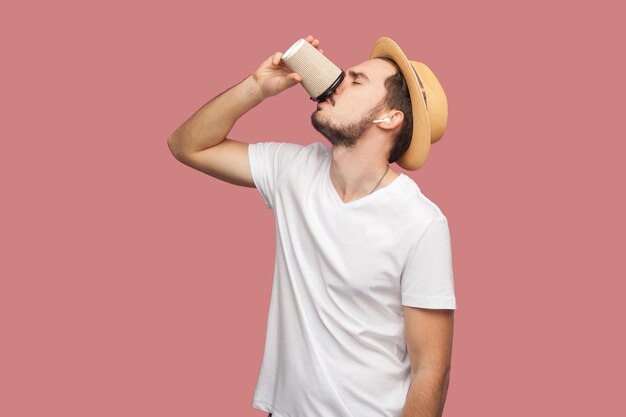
[369,36,448,171]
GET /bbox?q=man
[167,35,457,417]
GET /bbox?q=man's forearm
[167,74,264,156]
[402,369,451,417]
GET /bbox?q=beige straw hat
[369,36,448,171]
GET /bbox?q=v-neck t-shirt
[247,140,457,417]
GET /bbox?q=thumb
[280,73,301,90]
[289,72,301,83]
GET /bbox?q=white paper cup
[281,38,345,102]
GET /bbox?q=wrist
[244,74,265,103]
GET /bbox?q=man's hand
[251,35,324,100]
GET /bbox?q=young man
[167,35,457,417]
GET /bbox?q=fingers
[305,35,323,54]
[271,51,283,66]
[305,35,320,47]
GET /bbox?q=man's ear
[378,110,404,130]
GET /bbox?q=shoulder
[290,141,330,166]
[248,141,305,156]
[396,175,448,229]
[248,141,327,171]
[305,141,330,157]
[251,140,326,156]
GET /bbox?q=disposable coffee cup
[281,38,345,103]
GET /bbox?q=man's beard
[311,98,387,149]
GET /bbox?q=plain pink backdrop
[1,0,624,416]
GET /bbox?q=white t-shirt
[247,141,457,417]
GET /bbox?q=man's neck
[329,145,399,203]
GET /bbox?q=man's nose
[331,77,349,97]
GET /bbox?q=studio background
[1,0,624,416]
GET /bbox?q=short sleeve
[401,215,457,309]
[248,141,305,209]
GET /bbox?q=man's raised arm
[166,35,322,187]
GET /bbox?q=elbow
[167,135,186,162]
[166,134,177,151]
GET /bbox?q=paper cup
[282,38,345,102]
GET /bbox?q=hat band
[410,64,428,110]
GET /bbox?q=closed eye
[353,81,361,85]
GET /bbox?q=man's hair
[376,57,413,164]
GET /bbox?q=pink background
[1,0,624,416]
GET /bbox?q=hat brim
[369,37,430,171]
